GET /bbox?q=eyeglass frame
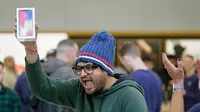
[72,64,100,76]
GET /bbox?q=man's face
[0,65,4,83]
[75,62,107,94]
[182,56,194,71]
[5,58,15,68]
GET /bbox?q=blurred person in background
[113,66,128,76]
[141,54,155,70]
[0,61,21,111]
[15,60,47,112]
[29,39,78,112]
[3,56,19,89]
[43,39,78,79]
[118,41,163,112]
[15,71,32,112]
[181,55,200,111]
[113,66,129,79]
[45,48,56,61]
[162,53,200,112]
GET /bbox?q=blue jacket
[130,70,163,112]
[188,103,200,112]
[184,74,200,111]
[15,71,31,112]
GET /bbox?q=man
[0,61,21,112]
[118,41,163,112]
[3,56,19,89]
[43,39,78,80]
[182,55,200,111]
[14,23,147,112]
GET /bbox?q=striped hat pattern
[76,30,116,75]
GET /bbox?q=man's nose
[79,69,88,78]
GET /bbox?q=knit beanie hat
[76,30,116,75]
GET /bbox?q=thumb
[35,24,39,30]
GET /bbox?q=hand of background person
[162,53,184,84]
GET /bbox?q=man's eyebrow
[83,64,94,66]
[77,63,94,66]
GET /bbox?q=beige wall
[0,0,200,31]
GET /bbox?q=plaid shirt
[0,85,21,112]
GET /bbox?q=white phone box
[16,8,36,42]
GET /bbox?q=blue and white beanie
[76,30,116,75]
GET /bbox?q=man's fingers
[162,52,176,68]
[162,53,170,67]
[14,17,17,37]
[162,53,167,64]
[35,24,39,30]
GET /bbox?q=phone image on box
[16,8,35,42]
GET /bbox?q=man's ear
[123,55,133,66]
[119,55,126,61]
[102,70,109,76]
[66,49,73,58]
[123,55,131,61]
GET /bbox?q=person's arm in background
[136,39,157,62]
[162,53,184,112]
[136,39,152,54]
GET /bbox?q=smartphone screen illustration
[18,10,33,37]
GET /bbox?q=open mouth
[82,80,94,90]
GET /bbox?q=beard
[93,74,107,94]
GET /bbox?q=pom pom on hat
[76,30,116,75]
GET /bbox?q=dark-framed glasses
[72,64,99,76]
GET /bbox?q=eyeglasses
[72,64,99,76]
